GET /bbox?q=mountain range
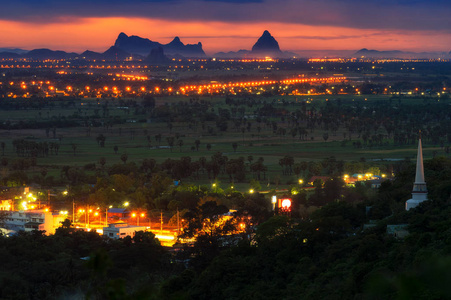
[0,33,205,62]
[0,32,450,60]
[355,48,450,59]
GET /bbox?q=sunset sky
[0,0,450,54]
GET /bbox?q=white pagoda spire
[406,131,428,210]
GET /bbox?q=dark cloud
[203,0,263,2]
[1,0,450,32]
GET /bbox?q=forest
[0,155,450,299]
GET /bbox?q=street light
[249,189,254,194]
[124,201,129,207]
[298,179,303,184]
[132,212,145,226]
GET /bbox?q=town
[0,2,450,295]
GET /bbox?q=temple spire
[406,131,428,210]
[414,131,425,185]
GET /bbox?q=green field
[0,93,446,193]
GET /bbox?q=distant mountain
[0,52,21,59]
[355,48,448,59]
[355,48,403,58]
[114,33,160,56]
[102,46,132,61]
[147,47,170,65]
[214,31,295,58]
[0,48,28,54]
[113,32,205,58]
[22,48,78,60]
[164,36,204,57]
[80,50,104,61]
[213,49,252,58]
[251,30,281,55]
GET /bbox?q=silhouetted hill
[114,32,160,56]
[213,49,252,58]
[215,31,294,58]
[251,30,281,55]
[164,36,204,57]
[147,47,170,65]
[102,46,132,61]
[113,33,205,58]
[80,50,104,60]
[0,52,21,59]
[23,49,77,60]
[0,48,28,54]
[355,48,403,58]
[355,48,447,59]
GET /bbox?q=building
[406,133,428,210]
[107,208,130,221]
[103,223,147,239]
[0,199,13,211]
[1,209,66,235]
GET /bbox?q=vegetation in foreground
[0,156,450,299]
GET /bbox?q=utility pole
[160,210,163,233]
[177,208,180,235]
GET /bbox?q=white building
[103,223,147,239]
[1,209,66,235]
[406,134,428,210]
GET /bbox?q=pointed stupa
[406,131,428,210]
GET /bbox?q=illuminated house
[1,209,66,235]
[0,199,13,211]
[406,133,428,210]
[107,208,130,220]
[103,223,147,239]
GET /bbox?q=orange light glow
[281,199,292,209]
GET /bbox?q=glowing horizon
[0,17,449,55]
[1,0,450,55]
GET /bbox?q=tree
[96,134,106,147]
[232,142,238,152]
[120,153,128,164]
[113,145,118,154]
[167,137,175,152]
[71,143,77,156]
[323,132,329,142]
[177,139,184,152]
[206,143,212,151]
[99,157,106,169]
[195,139,201,151]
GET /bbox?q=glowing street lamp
[132,212,145,226]
[249,189,254,194]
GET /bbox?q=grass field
[0,93,442,193]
